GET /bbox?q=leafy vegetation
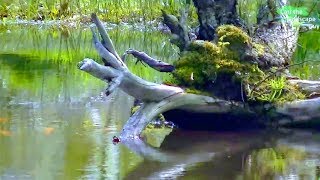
[0,0,191,23]
[291,30,320,80]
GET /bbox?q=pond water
[0,24,320,179]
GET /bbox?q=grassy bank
[0,0,190,23]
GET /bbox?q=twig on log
[124,49,175,72]
[105,73,124,96]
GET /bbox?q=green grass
[0,0,190,23]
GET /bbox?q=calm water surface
[0,24,320,180]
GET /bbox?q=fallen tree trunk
[79,58,243,138]
[79,0,320,140]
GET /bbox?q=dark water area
[0,24,320,179]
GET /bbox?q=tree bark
[192,0,244,41]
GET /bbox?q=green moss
[131,105,141,115]
[217,25,251,45]
[172,25,306,104]
[185,88,211,96]
[141,127,172,147]
[217,25,251,55]
[252,42,265,56]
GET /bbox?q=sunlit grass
[0,0,190,23]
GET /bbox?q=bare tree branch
[124,49,175,72]
[91,14,120,59]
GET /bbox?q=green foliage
[130,105,141,115]
[237,0,261,26]
[250,76,305,104]
[185,88,211,96]
[0,0,195,23]
[291,30,320,80]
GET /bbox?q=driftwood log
[79,1,320,139]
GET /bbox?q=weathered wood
[90,26,124,70]
[288,80,320,95]
[277,97,320,125]
[91,13,123,62]
[120,93,239,138]
[78,58,183,102]
[181,0,298,70]
[124,49,175,72]
[162,10,190,51]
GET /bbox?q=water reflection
[123,130,320,180]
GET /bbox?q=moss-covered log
[161,0,298,72]
[79,1,320,140]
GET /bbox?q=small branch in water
[123,49,175,72]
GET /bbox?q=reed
[0,0,188,23]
